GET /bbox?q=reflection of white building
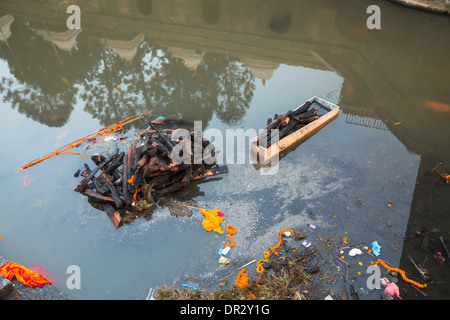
[0,15,15,41]
[166,47,205,71]
[241,57,279,84]
[35,28,82,52]
[100,33,145,62]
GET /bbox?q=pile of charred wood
[74,124,227,228]
[257,101,321,148]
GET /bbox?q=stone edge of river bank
[388,0,449,15]
[0,254,70,300]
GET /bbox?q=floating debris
[381,278,402,300]
[155,231,319,300]
[348,248,363,257]
[18,114,145,172]
[438,236,450,265]
[74,124,228,228]
[408,255,430,281]
[371,241,381,257]
[251,97,339,163]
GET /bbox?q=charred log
[74,127,227,228]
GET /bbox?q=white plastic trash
[219,247,231,257]
[348,248,363,257]
[104,136,117,142]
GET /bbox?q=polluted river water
[0,0,449,300]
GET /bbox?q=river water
[0,0,449,300]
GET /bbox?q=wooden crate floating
[251,96,340,163]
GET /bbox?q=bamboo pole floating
[18,114,145,172]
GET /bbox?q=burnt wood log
[155,143,171,159]
[134,148,141,167]
[261,102,313,140]
[291,115,320,132]
[308,114,320,121]
[156,153,169,167]
[100,203,123,229]
[266,117,281,131]
[114,177,123,186]
[84,163,92,174]
[303,115,320,124]
[91,154,120,181]
[132,169,144,191]
[83,189,116,204]
[147,145,158,157]
[93,176,109,194]
[280,116,290,127]
[105,152,125,175]
[149,122,174,152]
[92,154,120,180]
[262,106,321,146]
[142,156,159,177]
[192,166,228,181]
[102,173,123,208]
[128,145,136,168]
[258,111,291,146]
[292,107,318,121]
[292,101,313,116]
[126,145,136,184]
[80,181,95,191]
[91,155,105,166]
[279,117,299,139]
[79,148,119,191]
[132,152,149,172]
[122,149,132,207]
[278,110,292,126]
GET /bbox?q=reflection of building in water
[99,33,145,62]
[1,0,447,152]
[399,156,450,300]
[241,57,279,84]
[35,29,82,52]
[0,15,14,41]
[166,46,205,70]
[344,114,388,130]
[339,82,388,130]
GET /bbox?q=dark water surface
[0,0,449,300]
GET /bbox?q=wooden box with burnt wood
[250,97,340,164]
[74,126,227,228]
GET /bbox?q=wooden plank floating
[74,125,227,228]
[251,96,340,163]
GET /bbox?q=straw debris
[155,241,320,300]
